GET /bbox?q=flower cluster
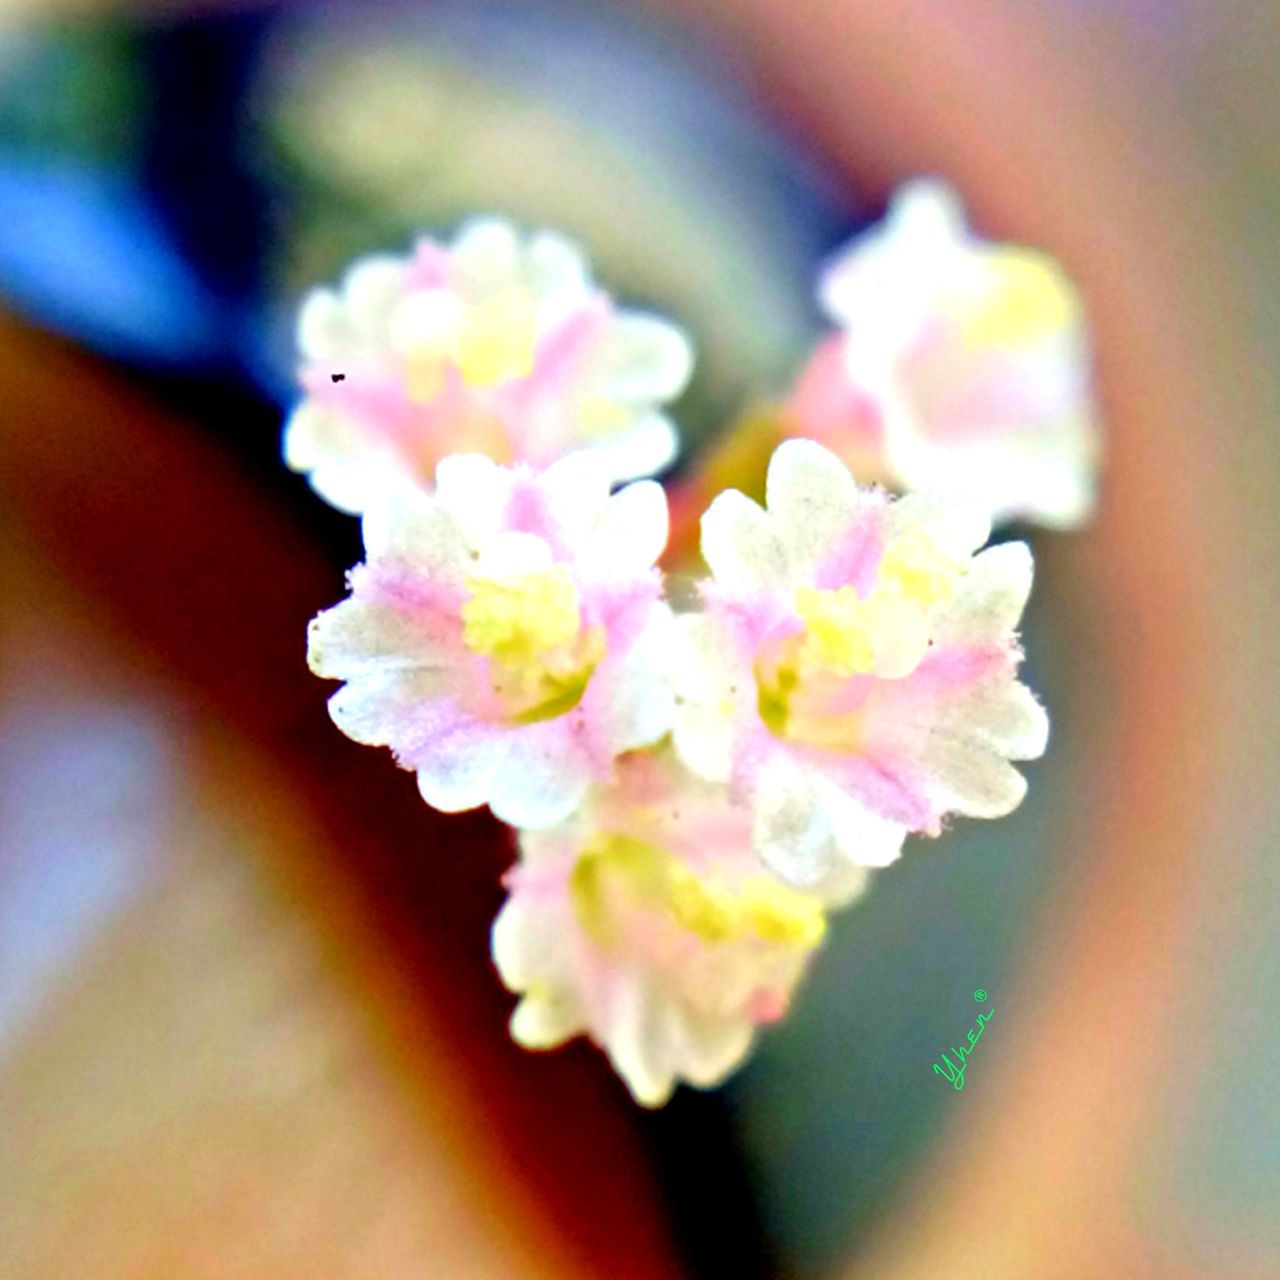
[294,195,1086,1105]
[286,218,692,513]
[785,180,1098,529]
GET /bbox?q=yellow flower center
[877,524,961,607]
[398,289,539,401]
[461,568,603,722]
[757,528,960,746]
[570,834,826,951]
[950,249,1079,349]
[454,295,539,386]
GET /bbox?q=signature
[932,989,993,1092]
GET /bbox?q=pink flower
[307,452,674,828]
[788,179,1098,528]
[285,219,693,513]
[669,439,1048,886]
[492,748,862,1106]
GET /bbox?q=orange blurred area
[0,317,686,1279]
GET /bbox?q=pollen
[570,834,826,951]
[462,567,582,666]
[877,526,959,606]
[455,295,538,386]
[953,249,1078,349]
[794,586,877,676]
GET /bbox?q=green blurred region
[0,22,144,164]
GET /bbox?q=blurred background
[0,2,1277,1277]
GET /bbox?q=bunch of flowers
[291,196,1094,1105]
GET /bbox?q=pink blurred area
[1,1,1278,1278]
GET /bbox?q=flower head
[670,438,1048,886]
[286,218,693,513]
[492,748,861,1105]
[788,179,1098,529]
[307,452,675,828]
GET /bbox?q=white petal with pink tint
[286,219,694,513]
[307,456,674,828]
[491,750,842,1105]
[793,178,1099,529]
[672,440,1048,885]
[764,437,862,578]
[700,489,789,594]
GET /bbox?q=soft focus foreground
[1,2,1278,1279]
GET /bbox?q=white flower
[307,451,675,828]
[285,218,693,513]
[492,748,859,1106]
[788,179,1098,529]
[669,438,1048,886]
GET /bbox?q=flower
[786,179,1098,529]
[285,218,694,513]
[307,452,675,828]
[669,438,1049,886]
[492,748,863,1106]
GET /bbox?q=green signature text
[932,989,993,1092]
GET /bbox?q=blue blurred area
[0,160,220,363]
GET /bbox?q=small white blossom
[286,218,693,513]
[307,452,674,829]
[670,438,1048,886]
[492,748,861,1106]
[788,179,1098,528]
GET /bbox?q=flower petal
[526,229,591,315]
[324,669,459,746]
[582,480,669,579]
[487,724,592,828]
[936,541,1034,644]
[433,453,516,547]
[701,490,788,594]
[511,992,584,1049]
[342,255,409,336]
[886,490,991,561]
[823,781,909,869]
[751,765,838,886]
[668,1012,755,1090]
[297,289,351,362]
[604,979,676,1107]
[764,438,861,577]
[668,614,738,783]
[602,602,676,751]
[584,412,679,483]
[307,597,456,678]
[590,313,693,403]
[413,728,510,813]
[937,677,1049,760]
[284,402,394,514]
[450,217,521,295]
[538,449,613,545]
[921,735,1029,819]
[361,485,470,573]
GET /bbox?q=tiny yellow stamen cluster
[462,567,602,722]
[951,249,1079,349]
[398,290,539,401]
[570,834,826,951]
[794,586,877,677]
[462,567,582,666]
[757,528,960,745]
[877,525,960,607]
[791,527,958,680]
[455,295,538,387]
